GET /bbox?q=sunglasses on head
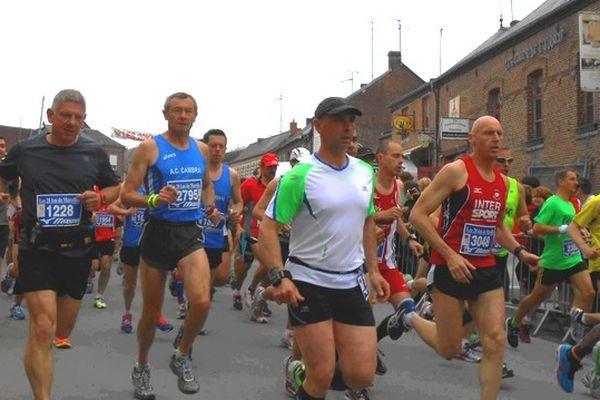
[496,157,513,164]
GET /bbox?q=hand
[582,245,600,260]
[581,228,591,241]
[375,226,386,244]
[78,190,101,211]
[381,207,403,221]
[446,252,476,283]
[518,215,532,232]
[128,207,138,216]
[281,224,292,233]
[228,209,241,225]
[408,240,424,257]
[208,208,222,225]
[519,250,541,272]
[368,271,390,303]
[156,185,177,207]
[271,278,304,307]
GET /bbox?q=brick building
[389,0,600,189]
[350,51,425,151]
[229,120,312,179]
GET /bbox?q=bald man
[409,116,539,400]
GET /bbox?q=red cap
[261,153,279,167]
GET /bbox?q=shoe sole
[134,393,156,400]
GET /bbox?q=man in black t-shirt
[0,89,121,400]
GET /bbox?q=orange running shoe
[54,337,72,349]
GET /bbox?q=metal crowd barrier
[395,231,578,338]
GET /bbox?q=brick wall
[435,2,600,190]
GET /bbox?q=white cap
[289,147,311,163]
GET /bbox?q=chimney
[289,119,299,136]
[388,51,402,70]
[509,20,520,27]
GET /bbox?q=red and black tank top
[429,155,507,268]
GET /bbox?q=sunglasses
[496,157,513,164]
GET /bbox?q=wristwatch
[513,245,526,259]
[267,267,292,287]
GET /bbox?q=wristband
[558,224,568,234]
[147,194,159,209]
[513,245,525,259]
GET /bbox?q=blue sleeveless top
[202,165,231,249]
[122,187,146,247]
[145,135,205,222]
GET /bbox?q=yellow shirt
[573,194,600,272]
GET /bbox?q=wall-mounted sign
[505,29,565,70]
[440,118,470,140]
[448,96,460,118]
[392,115,413,131]
[580,13,600,92]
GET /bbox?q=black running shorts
[120,246,141,267]
[537,262,587,287]
[205,248,223,270]
[288,280,375,327]
[15,248,92,300]
[0,225,9,257]
[431,264,503,301]
[140,219,204,271]
[92,239,116,260]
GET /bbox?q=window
[422,96,430,129]
[527,70,543,143]
[487,88,501,120]
[579,91,595,127]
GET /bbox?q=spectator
[577,178,594,207]
[522,175,540,188]
[417,177,431,193]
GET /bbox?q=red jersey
[430,155,507,268]
[240,176,266,238]
[374,180,400,271]
[94,203,117,242]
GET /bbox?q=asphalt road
[0,264,594,400]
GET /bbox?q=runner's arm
[228,168,243,224]
[197,141,216,211]
[121,140,157,208]
[253,179,277,221]
[409,162,464,260]
[516,182,532,231]
[569,200,600,259]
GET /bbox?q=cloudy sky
[1,0,544,149]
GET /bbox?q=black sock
[377,315,392,342]
[296,385,324,400]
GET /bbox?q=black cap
[357,146,375,160]
[314,97,362,118]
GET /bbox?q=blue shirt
[145,135,206,222]
[122,187,146,247]
[202,165,231,249]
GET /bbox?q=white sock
[175,349,187,359]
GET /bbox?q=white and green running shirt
[265,154,375,289]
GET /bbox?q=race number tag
[357,271,369,301]
[202,216,225,236]
[131,208,145,226]
[36,194,82,228]
[491,241,503,254]
[563,239,581,257]
[459,223,495,256]
[167,179,201,210]
[95,211,114,228]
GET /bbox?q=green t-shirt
[534,194,582,270]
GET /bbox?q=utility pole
[439,28,443,75]
[277,91,283,133]
[36,96,45,137]
[370,21,374,81]
[341,71,359,94]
